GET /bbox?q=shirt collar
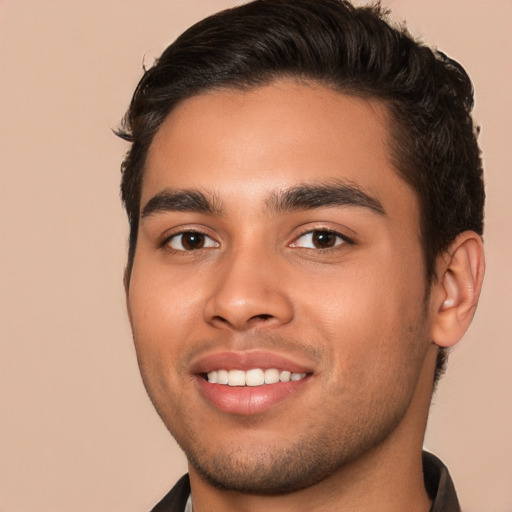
[423,451,461,512]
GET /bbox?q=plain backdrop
[1,1,511,511]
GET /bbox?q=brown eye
[291,230,347,249]
[311,231,337,248]
[182,232,205,250]
[167,232,219,251]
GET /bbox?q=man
[117,1,485,510]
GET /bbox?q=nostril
[250,314,273,322]
[213,315,229,324]
[210,313,275,330]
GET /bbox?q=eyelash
[161,227,353,254]
[162,229,219,252]
[290,228,354,250]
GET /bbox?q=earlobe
[431,231,485,348]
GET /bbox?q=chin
[180,418,398,496]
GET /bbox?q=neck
[189,346,437,512]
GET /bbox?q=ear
[430,231,485,348]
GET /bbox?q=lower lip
[196,376,309,415]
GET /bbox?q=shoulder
[423,451,461,512]
[150,474,191,512]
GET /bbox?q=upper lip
[189,350,314,375]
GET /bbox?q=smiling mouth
[195,356,312,414]
[206,368,308,386]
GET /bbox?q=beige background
[0,1,510,511]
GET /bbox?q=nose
[204,248,294,331]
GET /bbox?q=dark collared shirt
[151,451,460,512]
[423,451,461,512]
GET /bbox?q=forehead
[143,79,417,221]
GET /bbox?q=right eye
[290,229,350,250]
[166,231,219,251]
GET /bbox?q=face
[128,80,433,494]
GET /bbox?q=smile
[191,351,313,414]
[206,368,307,386]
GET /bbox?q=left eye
[167,232,219,251]
[291,230,347,249]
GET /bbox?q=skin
[127,79,481,512]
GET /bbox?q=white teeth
[279,370,291,382]
[264,368,280,384]
[217,369,228,385]
[246,369,265,386]
[228,369,246,386]
[205,368,307,386]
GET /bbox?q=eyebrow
[141,188,221,219]
[141,180,385,220]
[267,181,385,215]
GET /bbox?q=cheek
[127,262,204,386]
[299,256,424,330]
[127,270,201,421]
[129,259,202,331]
[295,253,427,380]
